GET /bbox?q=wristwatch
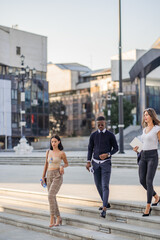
[108,153,111,158]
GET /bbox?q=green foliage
[104,92,135,133]
[49,101,68,135]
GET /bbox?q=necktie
[99,131,103,150]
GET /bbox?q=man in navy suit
[86,116,118,218]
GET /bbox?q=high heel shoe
[151,198,160,206]
[49,223,55,227]
[142,207,152,217]
[49,217,56,227]
[54,217,62,226]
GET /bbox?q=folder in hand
[130,137,143,152]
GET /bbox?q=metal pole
[107,92,111,130]
[3,80,7,150]
[140,70,146,123]
[118,0,124,153]
[20,57,26,138]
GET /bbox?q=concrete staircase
[116,126,142,150]
[0,188,160,239]
[0,154,160,169]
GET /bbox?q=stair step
[0,211,129,240]
[1,206,160,239]
[1,188,160,214]
[1,196,160,231]
[0,222,65,240]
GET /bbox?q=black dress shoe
[152,198,160,206]
[99,203,111,210]
[100,210,106,218]
[142,208,152,217]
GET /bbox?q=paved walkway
[0,164,160,203]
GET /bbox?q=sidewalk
[0,164,160,204]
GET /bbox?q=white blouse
[141,125,160,151]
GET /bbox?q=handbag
[137,151,142,164]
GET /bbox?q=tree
[49,101,68,136]
[104,92,135,133]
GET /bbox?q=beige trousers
[47,169,63,216]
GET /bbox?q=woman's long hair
[50,135,63,151]
[142,108,160,128]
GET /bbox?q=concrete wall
[31,136,89,150]
[111,48,160,82]
[111,49,146,81]
[0,25,47,72]
[71,71,79,89]
[47,64,71,93]
[0,79,11,136]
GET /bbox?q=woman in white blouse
[133,108,160,217]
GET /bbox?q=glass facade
[122,83,160,124]
[146,86,160,114]
[10,74,49,140]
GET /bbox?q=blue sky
[1,0,160,69]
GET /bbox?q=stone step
[0,156,138,162]
[0,222,66,240]
[1,205,160,239]
[1,193,160,231]
[0,211,129,240]
[0,158,138,163]
[0,156,160,169]
[0,159,138,169]
[1,188,160,214]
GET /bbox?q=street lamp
[9,54,36,153]
[118,0,124,153]
[107,94,111,130]
[15,55,36,138]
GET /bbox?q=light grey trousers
[47,169,63,216]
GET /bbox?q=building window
[26,115,31,128]
[11,89,17,100]
[12,113,18,128]
[16,46,21,55]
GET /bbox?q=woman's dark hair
[142,108,160,127]
[50,135,63,151]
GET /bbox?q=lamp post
[9,55,36,153]
[19,55,28,137]
[118,0,124,153]
[107,93,111,130]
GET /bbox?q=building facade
[0,25,49,148]
[48,38,160,137]
[48,64,119,136]
[48,63,92,136]
[111,47,160,124]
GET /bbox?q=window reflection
[37,80,44,91]
[25,79,31,90]
[31,114,37,129]
[147,86,160,114]
[26,115,31,128]
[38,91,43,106]
[32,80,37,91]
[38,115,43,129]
